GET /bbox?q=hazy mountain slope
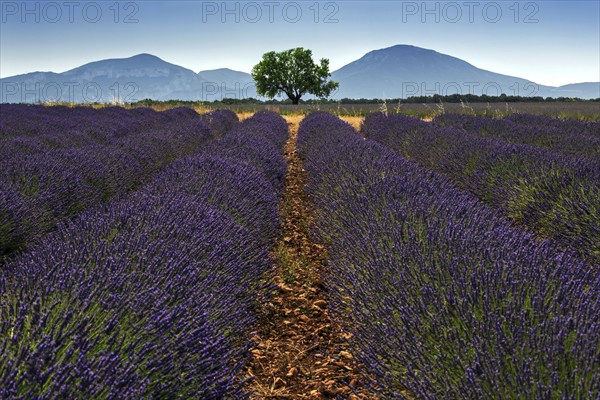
[1,47,597,102]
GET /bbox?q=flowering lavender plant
[299,112,599,398]
[0,106,238,259]
[1,110,288,398]
[363,112,600,263]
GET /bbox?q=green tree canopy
[251,48,339,104]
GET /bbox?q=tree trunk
[291,96,300,105]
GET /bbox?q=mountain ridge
[1,46,598,102]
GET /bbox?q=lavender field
[1,105,287,397]
[0,105,598,398]
[299,112,599,398]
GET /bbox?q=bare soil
[244,116,379,399]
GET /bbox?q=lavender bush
[363,112,600,263]
[0,105,238,258]
[198,111,288,194]
[0,111,288,398]
[299,112,599,398]
[434,113,600,160]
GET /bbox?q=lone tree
[251,48,339,104]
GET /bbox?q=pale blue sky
[1,1,598,86]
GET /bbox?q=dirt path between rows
[245,115,378,399]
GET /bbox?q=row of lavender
[298,112,599,398]
[434,113,600,160]
[0,110,288,398]
[0,105,236,258]
[0,105,236,144]
[0,105,222,156]
[362,113,600,263]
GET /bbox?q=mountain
[0,54,255,103]
[549,82,600,99]
[197,68,257,100]
[332,45,548,99]
[198,68,254,87]
[63,53,207,101]
[1,47,598,103]
[330,45,599,99]
[1,54,204,103]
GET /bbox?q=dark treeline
[130,94,599,108]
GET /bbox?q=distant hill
[0,54,253,103]
[548,82,600,99]
[197,68,258,100]
[1,47,598,103]
[329,45,595,99]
